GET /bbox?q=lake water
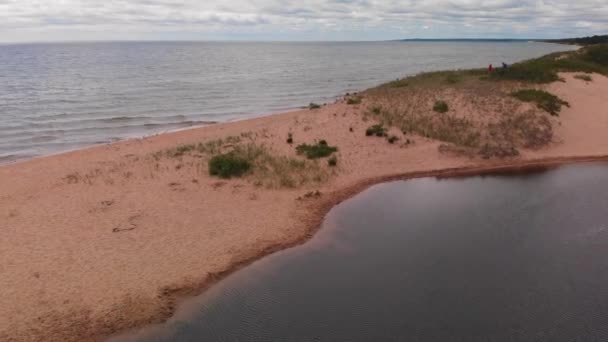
[0,41,574,162]
[112,163,608,342]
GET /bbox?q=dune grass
[511,89,570,116]
[365,124,388,137]
[295,140,338,159]
[574,74,593,82]
[211,143,329,188]
[433,100,449,113]
[490,44,608,83]
[347,96,362,105]
[157,135,329,188]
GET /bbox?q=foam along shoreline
[1,46,608,341]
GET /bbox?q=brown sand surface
[1,72,608,341]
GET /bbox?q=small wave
[30,135,58,143]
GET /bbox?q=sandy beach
[2,68,608,341]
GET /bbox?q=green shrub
[309,103,321,110]
[365,124,388,137]
[208,152,251,178]
[347,97,362,105]
[328,155,338,167]
[511,89,570,116]
[296,141,338,159]
[433,100,449,113]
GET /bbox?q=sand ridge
[1,72,608,341]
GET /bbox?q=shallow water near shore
[0,41,574,162]
[112,163,608,342]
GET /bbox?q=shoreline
[110,154,608,340]
[0,42,574,167]
[2,47,608,341]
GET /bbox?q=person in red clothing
[488,64,493,73]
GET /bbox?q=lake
[0,41,574,162]
[112,163,608,342]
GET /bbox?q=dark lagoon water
[0,41,574,162]
[111,163,608,342]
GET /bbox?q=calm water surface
[112,163,608,342]
[0,41,574,162]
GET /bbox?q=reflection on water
[112,163,608,342]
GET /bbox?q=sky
[0,0,607,43]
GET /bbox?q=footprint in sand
[112,213,142,233]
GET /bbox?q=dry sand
[1,72,608,341]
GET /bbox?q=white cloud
[0,0,606,42]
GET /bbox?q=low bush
[433,100,449,113]
[347,97,362,105]
[309,103,321,110]
[365,124,388,137]
[287,133,293,144]
[511,89,570,116]
[328,155,338,167]
[296,140,338,159]
[387,135,399,144]
[208,152,251,178]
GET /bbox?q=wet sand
[1,72,608,341]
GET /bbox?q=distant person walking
[502,62,508,69]
[488,64,493,73]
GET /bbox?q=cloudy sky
[1,0,606,42]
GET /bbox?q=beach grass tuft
[295,140,338,159]
[574,74,593,82]
[433,100,449,113]
[365,124,388,137]
[347,96,362,105]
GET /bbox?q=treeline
[547,35,608,46]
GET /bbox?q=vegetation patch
[511,89,570,116]
[287,132,293,144]
[445,73,461,84]
[574,74,593,82]
[433,100,449,113]
[347,96,362,105]
[387,135,400,144]
[370,106,382,115]
[208,152,251,178]
[479,143,520,159]
[365,124,388,137]
[296,140,338,159]
[309,103,321,110]
[490,44,608,83]
[328,155,338,167]
[207,143,328,188]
